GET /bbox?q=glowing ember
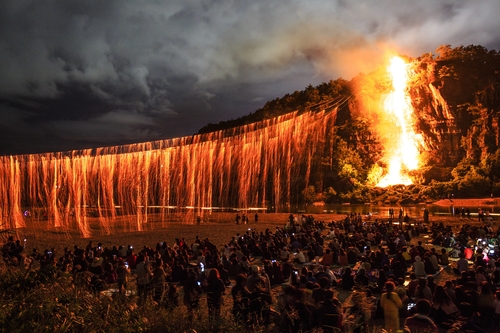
[376,56,422,187]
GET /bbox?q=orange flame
[376,56,422,187]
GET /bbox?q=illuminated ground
[14,207,497,262]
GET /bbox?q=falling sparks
[376,56,422,187]
[0,106,342,237]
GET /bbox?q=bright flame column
[377,57,421,187]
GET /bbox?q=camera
[407,303,416,311]
[197,281,201,286]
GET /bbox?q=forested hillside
[198,45,500,204]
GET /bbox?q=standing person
[380,281,402,333]
[150,259,166,305]
[115,259,130,294]
[206,268,226,319]
[183,270,202,320]
[136,254,152,303]
[254,213,258,223]
[231,274,250,323]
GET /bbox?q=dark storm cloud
[1,0,500,155]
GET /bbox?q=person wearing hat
[413,255,426,278]
[89,256,103,276]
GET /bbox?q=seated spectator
[347,247,357,265]
[455,253,469,275]
[424,254,435,275]
[494,290,500,324]
[413,256,426,277]
[414,278,432,303]
[317,289,342,332]
[338,249,348,267]
[312,276,332,305]
[477,282,495,318]
[370,269,387,294]
[475,266,488,286]
[407,273,419,300]
[439,248,449,266]
[355,268,369,287]
[320,248,334,266]
[341,267,354,291]
[404,299,438,333]
[427,275,437,294]
[295,249,307,264]
[431,285,459,325]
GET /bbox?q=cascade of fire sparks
[376,57,422,187]
[0,102,344,236]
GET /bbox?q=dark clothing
[404,314,438,333]
[318,300,342,332]
[341,272,355,290]
[231,284,249,322]
[206,278,225,308]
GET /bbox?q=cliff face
[353,46,500,174]
[410,45,500,169]
[410,60,462,166]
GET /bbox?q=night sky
[1,0,500,156]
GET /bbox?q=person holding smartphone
[404,299,438,333]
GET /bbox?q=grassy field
[10,209,498,259]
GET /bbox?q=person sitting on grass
[341,267,355,291]
[404,299,438,333]
[431,285,459,325]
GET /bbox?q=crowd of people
[2,212,500,332]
